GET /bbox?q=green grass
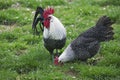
[0,0,120,79]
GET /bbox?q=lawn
[0,0,120,80]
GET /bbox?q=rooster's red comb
[43,7,54,18]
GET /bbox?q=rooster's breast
[44,38,66,52]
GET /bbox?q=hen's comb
[43,7,54,18]
[54,56,59,66]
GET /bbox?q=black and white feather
[32,7,66,61]
[43,15,66,58]
[58,16,114,62]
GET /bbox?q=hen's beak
[54,56,64,66]
[58,60,64,66]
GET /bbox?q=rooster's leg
[56,49,59,56]
[50,52,54,63]
[52,54,54,63]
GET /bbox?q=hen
[58,16,114,63]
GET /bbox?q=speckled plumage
[59,16,114,62]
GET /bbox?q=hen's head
[54,56,59,65]
[43,7,54,28]
[54,56,64,66]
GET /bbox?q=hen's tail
[95,16,114,42]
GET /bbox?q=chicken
[58,16,114,63]
[43,7,66,61]
[32,7,66,61]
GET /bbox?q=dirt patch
[15,49,27,56]
[87,55,103,65]
[65,69,80,77]
[0,24,16,33]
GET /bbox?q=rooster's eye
[45,17,51,20]
[48,17,51,20]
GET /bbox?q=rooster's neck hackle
[43,15,66,40]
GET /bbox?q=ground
[0,0,120,80]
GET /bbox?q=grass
[0,0,120,79]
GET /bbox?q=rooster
[32,7,66,61]
[57,16,114,63]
